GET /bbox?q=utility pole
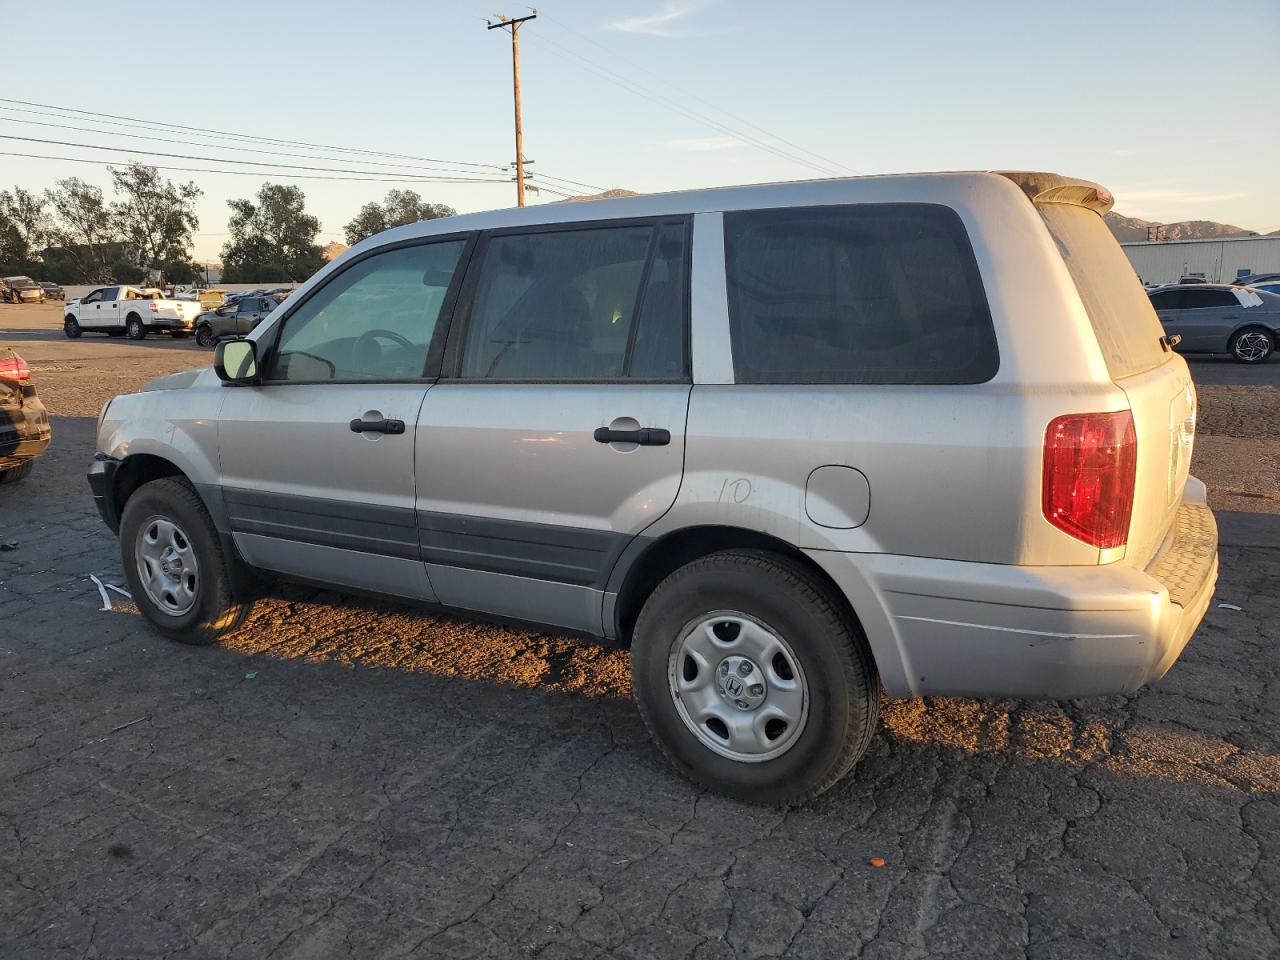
[488,10,536,207]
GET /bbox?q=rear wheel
[1230,327,1274,364]
[119,478,254,645]
[64,316,81,338]
[0,462,35,484]
[126,315,146,340]
[631,550,880,804]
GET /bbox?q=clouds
[609,4,696,37]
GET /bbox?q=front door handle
[349,418,405,435]
[594,426,670,446]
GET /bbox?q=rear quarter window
[723,203,997,384]
[1039,203,1167,379]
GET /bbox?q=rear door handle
[349,418,405,435]
[594,427,670,446]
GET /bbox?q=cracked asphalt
[2,303,1279,959]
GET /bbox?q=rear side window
[459,220,688,380]
[1148,290,1180,311]
[723,204,997,384]
[1039,203,1167,379]
[1183,289,1236,309]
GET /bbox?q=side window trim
[439,214,692,383]
[256,231,478,385]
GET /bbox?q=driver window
[268,240,466,382]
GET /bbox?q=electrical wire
[0,150,512,185]
[0,112,511,179]
[527,32,846,177]
[0,134,515,183]
[0,97,510,172]
[541,12,859,176]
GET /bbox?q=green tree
[343,189,456,245]
[44,178,119,283]
[221,183,325,283]
[108,164,201,280]
[0,187,52,274]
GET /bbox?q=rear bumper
[150,318,194,330]
[809,477,1218,699]
[0,396,51,469]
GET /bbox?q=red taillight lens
[0,353,30,381]
[1042,411,1137,550]
[150,302,159,312]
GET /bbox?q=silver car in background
[1148,283,1280,363]
[88,171,1218,803]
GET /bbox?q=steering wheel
[352,328,415,372]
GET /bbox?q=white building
[1121,235,1280,286]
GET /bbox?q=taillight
[0,353,30,381]
[149,302,159,312]
[1042,411,1137,550]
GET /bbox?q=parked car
[88,172,1217,803]
[1232,273,1280,287]
[0,350,51,484]
[1249,281,1280,297]
[194,295,275,347]
[1147,283,1280,363]
[4,276,45,304]
[63,285,205,339]
[38,281,65,301]
[0,279,8,301]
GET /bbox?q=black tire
[119,477,254,645]
[195,325,214,348]
[631,550,880,805]
[1229,326,1274,364]
[64,316,82,339]
[0,461,35,484]
[126,315,146,340]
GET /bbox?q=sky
[2,0,1277,262]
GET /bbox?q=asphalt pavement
[2,302,1278,960]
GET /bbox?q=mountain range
[1103,212,1278,242]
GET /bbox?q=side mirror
[214,339,258,383]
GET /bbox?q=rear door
[1178,288,1242,351]
[1038,203,1194,568]
[415,218,691,634]
[101,287,122,328]
[236,297,263,334]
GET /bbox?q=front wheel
[64,316,82,338]
[631,550,880,805]
[1230,327,1274,364]
[119,478,255,645]
[195,325,214,348]
[126,316,146,340]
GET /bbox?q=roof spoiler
[993,171,1115,214]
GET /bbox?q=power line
[541,12,858,176]
[0,97,511,172]
[0,100,606,201]
[0,112,509,179]
[0,134,515,184]
[0,150,512,185]
[526,32,847,177]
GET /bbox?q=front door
[216,237,471,601]
[416,218,691,634]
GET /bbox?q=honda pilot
[88,172,1218,803]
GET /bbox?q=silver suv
[88,172,1218,803]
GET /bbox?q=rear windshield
[1039,203,1167,380]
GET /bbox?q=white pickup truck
[63,286,205,340]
